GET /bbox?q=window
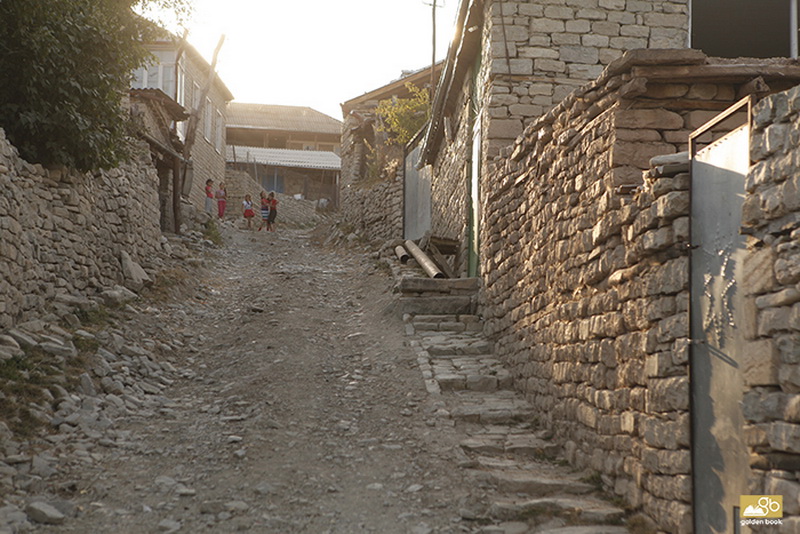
[176,63,186,106]
[215,110,223,152]
[691,0,798,58]
[192,82,201,111]
[203,98,212,142]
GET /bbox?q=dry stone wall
[340,170,403,243]
[474,52,800,531]
[0,130,164,329]
[223,168,325,229]
[742,87,800,532]
[431,87,474,253]
[483,0,688,157]
[339,100,404,243]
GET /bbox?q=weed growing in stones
[204,219,223,246]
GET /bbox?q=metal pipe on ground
[404,239,445,279]
[394,245,410,264]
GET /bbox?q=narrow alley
[5,224,629,534]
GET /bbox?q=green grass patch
[73,336,100,354]
[203,219,223,246]
[75,306,112,326]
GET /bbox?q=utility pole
[431,0,436,94]
[423,0,442,99]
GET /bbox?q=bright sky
[180,0,459,120]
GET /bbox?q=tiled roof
[227,103,342,135]
[227,145,341,171]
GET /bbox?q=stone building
[339,64,442,243]
[131,38,234,213]
[225,104,342,204]
[467,48,800,531]
[417,0,798,277]
[227,103,342,154]
[393,0,800,530]
[128,88,189,232]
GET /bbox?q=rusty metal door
[404,142,432,241]
[690,99,752,534]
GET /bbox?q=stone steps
[460,433,561,460]
[471,469,595,496]
[404,309,630,532]
[488,495,626,524]
[410,314,484,334]
[398,295,476,315]
[449,392,537,424]
[536,527,629,534]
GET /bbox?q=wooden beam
[631,64,800,83]
[428,243,455,279]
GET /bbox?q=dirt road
[33,225,477,533]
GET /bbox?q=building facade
[131,39,234,213]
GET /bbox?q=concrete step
[451,396,537,425]
[426,338,493,356]
[535,527,629,534]
[410,314,483,334]
[436,372,513,392]
[488,495,625,524]
[460,433,561,459]
[473,469,595,496]
[431,352,513,392]
[398,295,476,315]
[397,277,480,295]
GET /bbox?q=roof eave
[420,0,482,166]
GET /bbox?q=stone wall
[0,130,164,329]
[224,168,325,229]
[340,168,403,243]
[483,0,688,158]
[431,86,473,251]
[427,0,691,275]
[338,117,403,243]
[742,87,800,532]
[473,52,800,531]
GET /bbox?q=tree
[0,0,190,171]
[375,83,431,146]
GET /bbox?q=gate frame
[688,94,755,532]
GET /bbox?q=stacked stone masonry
[483,0,688,157]
[475,52,800,532]
[742,87,800,533]
[339,105,404,243]
[0,130,164,329]
[340,172,403,243]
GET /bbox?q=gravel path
[27,225,477,533]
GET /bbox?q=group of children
[205,179,228,219]
[243,191,278,231]
[205,179,278,231]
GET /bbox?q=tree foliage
[0,0,190,171]
[375,83,430,146]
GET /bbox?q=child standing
[258,191,270,231]
[265,191,278,232]
[204,179,215,214]
[242,194,255,230]
[215,182,227,218]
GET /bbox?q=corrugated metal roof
[227,103,342,135]
[227,145,341,171]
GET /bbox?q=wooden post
[179,35,225,229]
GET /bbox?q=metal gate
[404,141,432,241]
[690,97,753,534]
